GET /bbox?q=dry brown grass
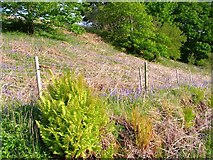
[1,31,211,102]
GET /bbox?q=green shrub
[143,50,155,61]
[36,71,116,158]
[69,24,85,34]
[204,129,213,158]
[155,22,186,60]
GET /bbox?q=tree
[86,2,160,60]
[145,2,212,66]
[173,3,212,66]
[2,2,85,34]
[155,22,186,60]
[145,2,178,25]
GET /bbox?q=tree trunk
[27,21,34,34]
[29,22,34,34]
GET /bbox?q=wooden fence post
[144,61,148,93]
[139,67,143,93]
[190,72,193,84]
[34,56,42,97]
[176,69,179,85]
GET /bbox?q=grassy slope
[1,31,211,102]
[1,31,212,158]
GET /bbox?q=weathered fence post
[34,56,42,97]
[139,67,143,93]
[144,61,148,93]
[190,72,193,84]
[176,69,179,85]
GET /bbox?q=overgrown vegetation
[86,3,187,62]
[85,2,212,67]
[1,2,85,34]
[1,1,212,158]
[107,85,212,158]
[1,70,211,158]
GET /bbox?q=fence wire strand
[1,56,211,103]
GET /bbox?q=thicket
[1,2,86,34]
[145,2,212,66]
[86,3,187,62]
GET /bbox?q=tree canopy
[145,2,212,66]
[2,2,85,34]
[86,2,187,61]
[173,3,212,66]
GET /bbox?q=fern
[36,71,116,158]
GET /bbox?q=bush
[36,71,116,158]
[86,3,158,60]
[188,86,205,105]
[69,24,85,34]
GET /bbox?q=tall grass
[1,100,50,159]
[107,85,212,158]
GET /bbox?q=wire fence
[1,55,211,103]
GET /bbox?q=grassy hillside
[1,31,212,159]
[1,31,210,102]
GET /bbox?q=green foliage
[1,102,49,159]
[182,106,195,128]
[204,129,213,158]
[173,3,212,66]
[35,27,67,41]
[69,24,85,34]
[187,87,205,105]
[145,2,212,67]
[145,2,178,24]
[86,2,160,61]
[36,71,116,158]
[86,2,188,62]
[155,22,186,60]
[2,2,86,34]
